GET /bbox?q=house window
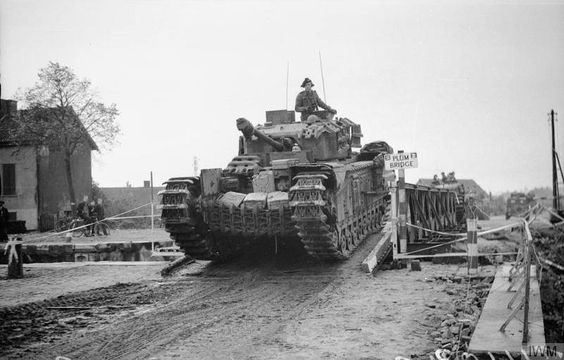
[1,164,16,196]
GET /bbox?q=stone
[410,260,422,271]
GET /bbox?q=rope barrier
[543,206,564,225]
[538,256,564,271]
[106,214,161,221]
[20,202,158,242]
[405,223,467,237]
[401,221,524,257]
[406,221,523,240]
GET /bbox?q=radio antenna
[285,61,290,110]
[319,51,327,102]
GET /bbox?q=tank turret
[236,117,286,152]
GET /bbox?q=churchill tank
[159,110,394,261]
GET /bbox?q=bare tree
[13,62,120,209]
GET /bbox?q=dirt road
[1,233,477,360]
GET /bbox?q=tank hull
[160,157,391,261]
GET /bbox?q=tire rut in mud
[3,233,385,359]
[0,281,180,358]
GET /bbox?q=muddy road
[1,234,471,360]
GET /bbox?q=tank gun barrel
[236,117,285,151]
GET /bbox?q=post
[398,150,407,254]
[466,197,478,273]
[150,171,155,252]
[6,237,24,279]
[522,241,531,344]
[550,110,560,211]
[391,186,398,258]
[150,171,154,232]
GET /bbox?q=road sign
[384,152,418,170]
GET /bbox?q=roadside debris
[428,275,493,358]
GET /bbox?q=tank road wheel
[331,227,350,259]
[349,224,358,247]
[371,210,379,232]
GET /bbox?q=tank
[159,110,394,261]
[505,192,535,219]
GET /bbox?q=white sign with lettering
[384,152,418,170]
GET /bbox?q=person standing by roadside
[87,200,97,236]
[0,201,9,242]
[76,196,94,236]
[94,198,108,235]
[76,195,89,221]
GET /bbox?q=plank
[468,264,545,354]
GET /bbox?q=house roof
[0,99,98,150]
[416,178,489,198]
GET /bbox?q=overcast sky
[1,0,563,194]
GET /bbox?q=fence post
[391,186,398,258]
[398,151,407,254]
[466,197,478,273]
[6,237,24,279]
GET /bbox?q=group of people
[76,196,107,236]
[432,171,457,185]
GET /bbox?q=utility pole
[550,110,560,211]
[193,156,199,177]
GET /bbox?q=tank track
[168,224,215,260]
[161,177,217,260]
[290,173,391,261]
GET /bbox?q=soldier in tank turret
[295,77,336,122]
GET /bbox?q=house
[416,178,489,200]
[0,99,97,231]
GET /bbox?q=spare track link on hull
[290,172,390,261]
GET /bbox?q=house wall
[0,145,39,230]
[38,145,93,216]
